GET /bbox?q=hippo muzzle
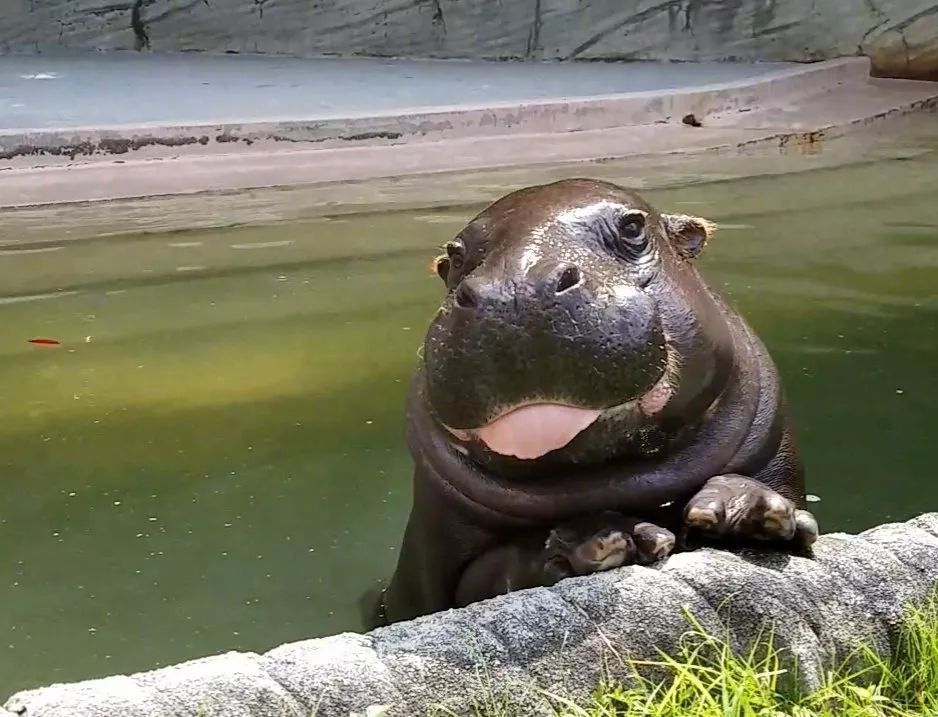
[424,250,670,460]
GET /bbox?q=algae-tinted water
[1,120,936,692]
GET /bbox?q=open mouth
[443,369,673,460]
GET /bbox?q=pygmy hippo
[376,178,818,626]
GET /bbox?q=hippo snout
[453,261,584,310]
[423,259,668,450]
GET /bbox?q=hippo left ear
[662,214,717,260]
[432,254,450,282]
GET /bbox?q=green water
[2,120,937,693]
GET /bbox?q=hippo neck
[405,315,772,525]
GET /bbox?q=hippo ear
[662,214,717,260]
[432,254,450,282]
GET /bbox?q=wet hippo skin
[374,178,818,626]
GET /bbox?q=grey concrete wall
[0,1,936,80]
[5,512,938,717]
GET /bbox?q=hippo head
[422,178,735,473]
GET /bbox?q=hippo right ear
[433,254,450,282]
[662,214,717,260]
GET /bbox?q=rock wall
[5,512,938,717]
[0,1,936,80]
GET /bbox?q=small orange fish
[27,338,61,346]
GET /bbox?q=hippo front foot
[543,511,677,585]
[683,474,819,556]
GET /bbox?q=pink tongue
[471,404,602,460]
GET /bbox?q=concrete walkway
[0,52,794,129]
[0,54,935,207]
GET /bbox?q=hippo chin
[374,178,818,626]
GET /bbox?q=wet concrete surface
[0,52,794,130]
[2,53,935,208]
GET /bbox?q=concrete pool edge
[2,56,937,208]
[0,57,864,153]
[5,512,938,717]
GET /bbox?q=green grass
[562,597,938,717]
[446,594,938,717]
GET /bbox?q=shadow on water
[0,118,936,692]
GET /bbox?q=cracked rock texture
[5,513,938,717]
[0,1,936,80]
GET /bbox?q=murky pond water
[2,116,937,692]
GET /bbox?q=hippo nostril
[454,281,479,309]
[554,265,582,295]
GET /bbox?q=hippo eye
[618,212,648,249]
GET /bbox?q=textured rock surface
[0,1,936,80]
[6,513,938,717]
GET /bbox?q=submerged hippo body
[378,178,817,626]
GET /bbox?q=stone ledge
[6,512,938,717]
[0,57,868,166]
[1,57,936,209]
